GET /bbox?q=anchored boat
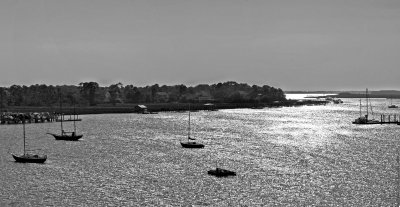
[48,90,83,141]
[180,104,204,148]
[208,168,236,177]
[11,119,47,163]
[388,97,399,108]
[353,88,380,124]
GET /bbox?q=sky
[0,0,399,91]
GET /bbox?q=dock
[353,114,400,125]
[379,114,400,124]
[0,112,56,125]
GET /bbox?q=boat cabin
[134,105,149,114]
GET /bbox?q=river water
[1,98,400,206]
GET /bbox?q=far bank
[1,100,327,115]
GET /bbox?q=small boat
[47,131,83,141]
[353,115,380,124]
[180,104,204,148]
[12,153,47,163]
[180,141,204,148]
[48,91,83,141]
[325,97,333,101]
[11,119,47,163]
[388,97,398,108]
[353,88,380,124]
[333,99,343,104]
[208,168,236,177]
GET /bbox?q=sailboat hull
[208,168,236,177]
[352,121,381,125]
[12,154,47,163]
[180,142,204,148]
[49,133,83,141]
[352,117,380,125]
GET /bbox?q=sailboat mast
[359,99,362,118]
[73,100,76,133]
[366,88,369,118]
[59,90,63,133]
[188,104,191,141]
[23,118,26,155]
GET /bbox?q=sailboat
[48,92,83,141]
[208,167,236,177]
[180,104,204,148]
[352,88,380,124]
[207,137,236,177]
[388,97,399,108]
[11,119,47,163]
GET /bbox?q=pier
[380,114,400,124]
[0,112,56,125]
[353,114,400,125]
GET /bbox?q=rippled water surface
[1,98,400,206]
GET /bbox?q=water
[1,98,400,206]
[285,93,337,100]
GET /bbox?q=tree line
[0,81,286,107]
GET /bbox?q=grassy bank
[2,100,327,115]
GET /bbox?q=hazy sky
[1,0,399,91]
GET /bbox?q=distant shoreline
[309,93,400,99]
[1,100,328,115]
[333,94,400,99]
[285,90,400,99]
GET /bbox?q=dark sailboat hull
[49,133,83,141]
[12,154,47,163]
[352,118,381,125]
[208,168,236,177]
[352,121,381,125]
[180,142,204,148]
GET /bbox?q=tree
[0,87,5,108]
[79,82,99,106]
[9,85,24,106]
[108,83,123,106]
[150,84,159,100]
[229,91,244,103]
[0,81,286,106]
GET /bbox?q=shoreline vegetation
[2,99,328,116]
[0,81,330,117]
